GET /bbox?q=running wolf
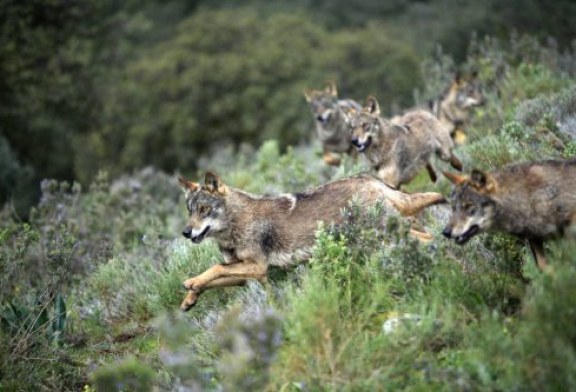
[304,81,361,166]
[178,172,445,310]
[349,96,462,189]
[428,72,484,144]
[442,159,576,270]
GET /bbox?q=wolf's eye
[465,205,477,215]
[362,122,370,130]
[199,206,212,215]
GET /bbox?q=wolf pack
[178,74,576,311]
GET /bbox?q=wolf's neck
[212,190,261,247]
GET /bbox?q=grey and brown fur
[442,159,576,270]
[427,72,484,144]
[350,95,462,189]
[178,172,446,310]
[304,82,361,166]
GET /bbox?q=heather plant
[90,357,155,392]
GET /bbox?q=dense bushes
[75,8,421,182]
[1,2,576,390]
[4,0,576,214]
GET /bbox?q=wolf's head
[179,172,229,244]
[349,96,389,153]
[452,72,484,110]
[442,169,498,244]
[303,81,340,125]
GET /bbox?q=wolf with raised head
[178,172,446,310]
[304,82,361,166]
[442,159,576,270]
[349,96,462,189]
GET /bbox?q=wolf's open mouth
[354,136,372,153]
[191,225,210,243]
[455,225,479,244]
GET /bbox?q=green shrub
[90,357,155,392]
[513,242,576,390]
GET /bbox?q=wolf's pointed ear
[204,171,228,195]
[364,96,380,116]
[303,88,313,102]
[442,171,467,185]
[178,177,199,197]
[326,80,338,97]
[470,169,497,193]
[453,71,463,85]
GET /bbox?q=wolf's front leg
[183,261,267,292]
[180,277,248,311]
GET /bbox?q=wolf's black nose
[351,137,359,147]
[182,226,192,239]
[441,227,452,238]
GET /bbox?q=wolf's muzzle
[191,225,210,244]
[351,136,372,153]
[182,226,193,239]
[443,224,480,244]
[316,112,331,124]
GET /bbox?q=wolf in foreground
[442,159,576,270]
[349,96,462,189]
[178,172,445,310]
[304,82,361,166]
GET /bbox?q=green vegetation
[2,1,576,391]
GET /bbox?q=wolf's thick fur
[442,159,576,270]
[350,96,462,189]
[428,72,484,144]
[304,82,361,166]
[178,172,445,310]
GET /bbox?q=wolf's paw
[183,278,200,292]
[180,291,199,312]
